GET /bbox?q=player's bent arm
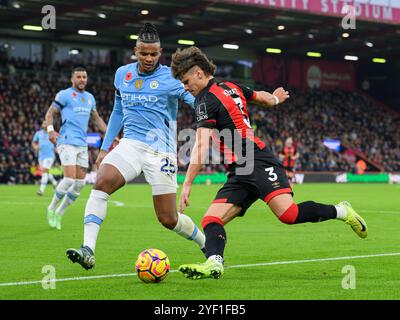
[183,127,213,186]
[100,93,123,152]
[45,105,60,144]
[44,105,59,129]
[252,87,290,108]
[91,110,108,134]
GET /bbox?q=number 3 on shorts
[265,167,278,181]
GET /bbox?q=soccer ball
[135,249,170,283]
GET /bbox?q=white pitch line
[1,252,399,288]
[226,252,400,269]
[109,201,125,207]
[358,209,400,214]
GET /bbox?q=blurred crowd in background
[0,57,399,184]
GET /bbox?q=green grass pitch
[0,183,399,300]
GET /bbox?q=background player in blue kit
[44,67,107,230]
[32,121,58,196]
[66,23,205,270]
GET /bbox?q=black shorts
[213,148,293,216]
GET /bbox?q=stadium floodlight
[266,48,282,54]
[277,25,285,31]
[141,10,149,15]
[342,32,350,38]
[365,41,374,47]
[176,20,184,26]
[130,55,138,60]
[178,39,195,45]
[244,28,253,34]
[69,49,80,55]
[12,2,21,9]
[97,13,107,19]
[223,44,239,50]
[78,30,97,36]
[372,58,386,64]
[23,25,43,31]
[129,34,138,40]
[344,55,358,61]
[307,51,322,58]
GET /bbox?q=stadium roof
[0,0,399,62]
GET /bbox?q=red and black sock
[279,201,337,224]
[297,201,337,223]
[202,216,227,259]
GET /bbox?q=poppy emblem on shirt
[150,80,159,89]
[125,72,133,81]
[72,92,77,97]
[135,79,143,90]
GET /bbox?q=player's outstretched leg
[173,212,206,255]
[179,215,227,280]
[66,245,95,270]
[179,255,224,280]
[336,201,368,238]
[271,195,368,239]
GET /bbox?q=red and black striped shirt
[195,78,266,165]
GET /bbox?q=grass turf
[0,183,399,300]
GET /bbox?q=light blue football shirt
[32,129,55,161]
[52,87,96,147]
[101,62,195,154]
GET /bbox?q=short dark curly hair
[171,46,216,80]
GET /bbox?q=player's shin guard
[48,177,75,211]
[202,216,226,262]
[279,202,337,225]
[56,179,86,216]
[83,189,109,253]
[173,213,205,250]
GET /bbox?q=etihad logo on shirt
[73,106,91,114]
[120,92,158,107]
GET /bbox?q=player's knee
[56,177,75,192]
[278,203,299,225]
[94,169,123,194]
[157,213,178,230]
[71,179,85,195]
[94,174,112,192]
